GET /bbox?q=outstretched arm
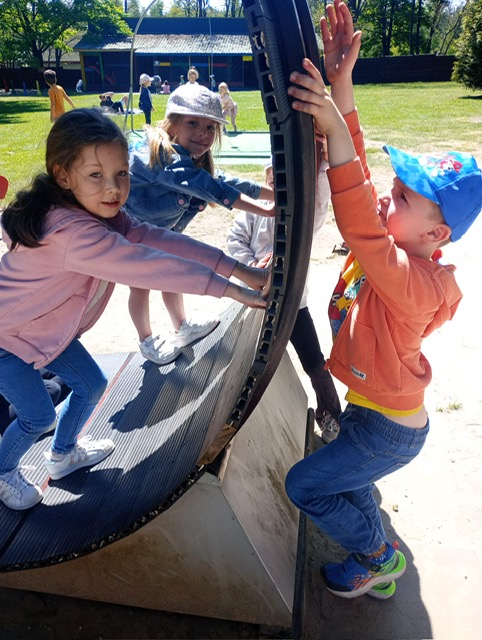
[287,0,362,169]
[233,193,275,217]
[321,0,361,116]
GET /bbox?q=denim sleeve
[215,169,262,199]
[129,150,241,209]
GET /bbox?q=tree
[168,0,197,17]
[218,0,243,18]
[147,1,165,17]
[126,0,142,17]
[0,0,131,69]
[452,0,482,90]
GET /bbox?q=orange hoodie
[326,111,462,411]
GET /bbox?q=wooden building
[75,17,257,93]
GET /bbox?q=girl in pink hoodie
[0,108,268,511]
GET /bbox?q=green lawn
[0,82,480,201]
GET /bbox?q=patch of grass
[436,400,463,413]
[1,82,480,201]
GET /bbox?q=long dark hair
[2,108,128,250]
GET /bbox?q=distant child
[218,82,238,132]
[139,73,155,125]
[285,0,482,600]
[0,108,269,511]
[99,91,128,114]
[210,74,216,91]
[126,83,274,366]
[227,155,341,438]
[179,75,185,86]
[43,69,75,123]
[187,67,199,84]
[162,80,171,94]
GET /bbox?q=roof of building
[75,33,252,55]
[124,17,249,36]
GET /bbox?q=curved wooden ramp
[0,303,264,572]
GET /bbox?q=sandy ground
[0,165,481,638]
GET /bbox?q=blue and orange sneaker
[321,542,406,599]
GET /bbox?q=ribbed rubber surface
[0,0,320,572]
[0,304,264,571]
[234,0,319,426]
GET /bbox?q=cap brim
[383,145,438,204]
[166,107,228,125]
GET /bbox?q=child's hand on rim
[288,59,356,169]
[288,59,341,137]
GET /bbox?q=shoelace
[0,465,37,494]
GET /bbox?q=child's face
[172,116,217,158]
[378,176,442,244]
[55,142,130,218]
[266,166,274,190]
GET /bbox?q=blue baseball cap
[383,146,482,242]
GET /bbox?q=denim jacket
[125,139,262,233]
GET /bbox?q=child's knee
[285,463,306,508]
[17,404,58,437]
[92,370,108,401]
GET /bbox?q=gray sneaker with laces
[0,466,43,510]
[320,412,340,444]
[44,436,115,480]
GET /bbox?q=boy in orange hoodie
[285,0,482,600]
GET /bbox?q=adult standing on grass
[0,108,269,511]
[43,70,75,123]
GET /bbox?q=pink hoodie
[0,206,236,368]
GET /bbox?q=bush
[452,0,482,91]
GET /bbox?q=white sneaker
[0,466,43,510]
[173,318,220,348]
[44,436,115,480]
[320,412,340,444]
[139,334,181,365]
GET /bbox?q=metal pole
[124,0,159,134]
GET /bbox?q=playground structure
[0,0,322,635]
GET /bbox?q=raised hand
[321,0,361,87]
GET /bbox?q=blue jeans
[0,339,107,473]
[285,403,429,556]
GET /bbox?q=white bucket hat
[166,84,228,125]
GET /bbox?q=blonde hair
[218,82,229,94]
[146,113,222,176]
[187,67,199,82]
